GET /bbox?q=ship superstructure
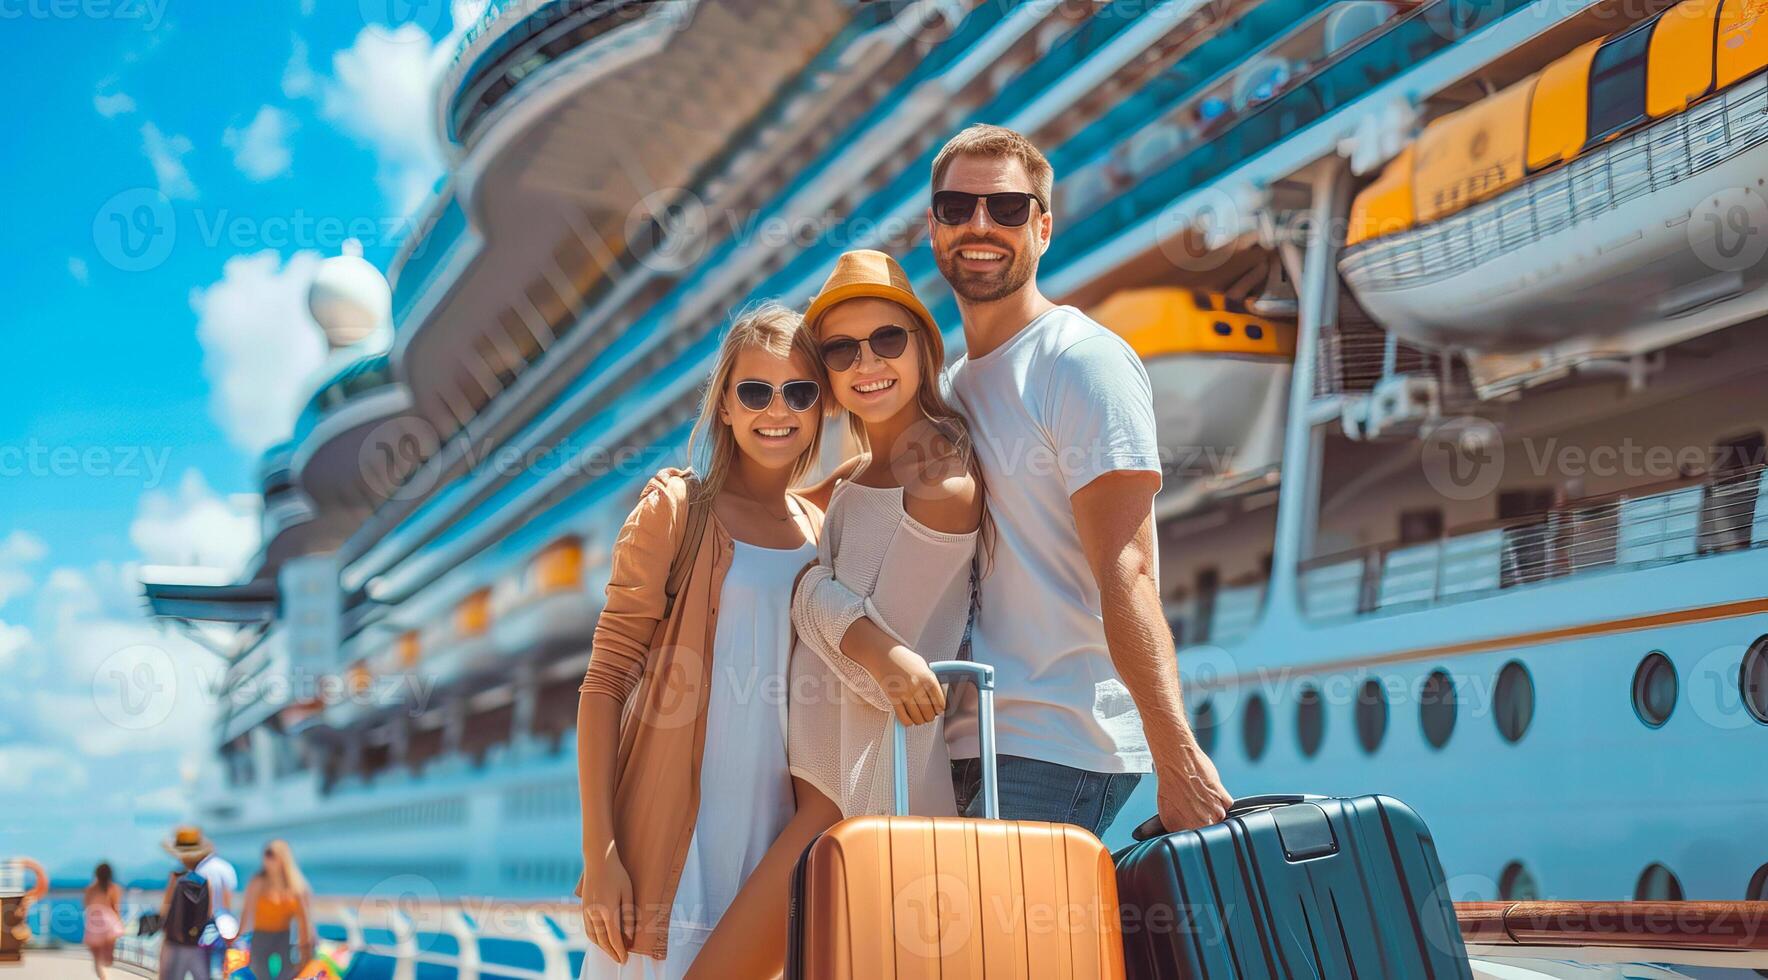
[141,0,1768,908]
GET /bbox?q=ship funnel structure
[308,239,392,351]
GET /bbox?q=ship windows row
[1191,634,1768,759]
[1494,859,1768,903]
[1494,859,1768,902]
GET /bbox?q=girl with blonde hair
[240,840,313,980]
[687,250,988,978]
[577,302,839,980]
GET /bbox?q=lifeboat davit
[1340,0,1768,359]
[1090,288,1294,512]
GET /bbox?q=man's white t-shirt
[947,305,1161,774]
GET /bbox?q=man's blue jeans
[951,755,1142,837]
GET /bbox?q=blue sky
[0,0,486,880]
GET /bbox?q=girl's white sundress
[788,479,979,818]
[579,537,814,980]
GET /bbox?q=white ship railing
[1340,75,1768,292]
[1298,464,1768,620]
[32,891,1768,975]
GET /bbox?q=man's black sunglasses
[931,190,1046,227]
[734,379,821,413]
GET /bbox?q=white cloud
[141,121,197,199]
[0,530,48,606]
[188,250,330,454]
[0,745,88,792]
[0,620,29,670]
[223,106,296,181]
[282,36,318,100]
[130,470,261,576]
[320,24,446,216]
[292,1,486,217]
[0,484,253,872]
[68,256,90,284]
[95,90,137,118]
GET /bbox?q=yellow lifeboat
[1091,288,1295,510]
[1341,0,1768,362]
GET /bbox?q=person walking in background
[194,840,238,977]
[82,862,124,980]
[159,827,218,980]
[929,124,1233,836]
[239,841,314,980]
[575,302,833,979]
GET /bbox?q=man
[195,840,238,977]
[159,826,219,980]
[932,124,1232,837]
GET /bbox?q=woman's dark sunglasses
[819,324,917,372]
[734,379,820,413]
[931,190,1044,227]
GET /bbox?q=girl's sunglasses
[931,190,1044,227]
[734,379,820,413]
[820,324,917,372]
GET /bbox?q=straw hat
[161,825,214,861]
[802,250,943,365]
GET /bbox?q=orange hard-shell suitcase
[786,662,1127,980]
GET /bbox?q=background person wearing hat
[158,826,234,980]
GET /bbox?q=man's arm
[1071,469,1231,832]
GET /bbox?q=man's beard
[936,241,1038,302]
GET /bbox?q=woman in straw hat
[686,250,988,979]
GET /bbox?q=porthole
[1246,323,1265,341]
[1499,861,1539,901]
[1493,660,1534,743]
[1635,862,1684,901]
[1243,692,1270,762]
[1193,698,1218,756]
[1356,678,1388,754]
[1296,685,1324,758]
[1632,651,1678,728]
[1420,670,1457,750]
[1754,863,1768,977]
[1742,636,1768,725]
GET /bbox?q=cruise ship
[140,0,1768,925]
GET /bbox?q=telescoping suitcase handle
[890,660,998,819]
[1131,793,1330,841]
